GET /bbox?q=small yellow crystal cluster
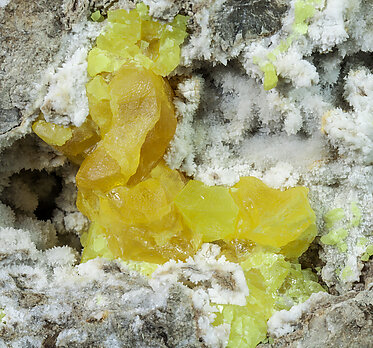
[87,2,188,77]
[255,0,322,90]
[33,5,324,348]
[214,247,323,347]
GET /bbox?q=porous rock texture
[260,285,373,348]
[0,0,64,142]
[0,0,373,347]
[0,228,202,348]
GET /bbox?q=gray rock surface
[0,0,106,147]
[213,0,288,50]
[0,228,202,348]
[259,285,373,348]
[0,0,65,135]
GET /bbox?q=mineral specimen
[31,5,325,348]
[2,0,371,346]
[87,3,188,77]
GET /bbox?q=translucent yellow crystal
[33,118,100,164]
[175,180,239,243]
[324,207,345,228]
[57,118,100,164]
[214,247,324,348]
[32,119,73,146]
[105,64,176,185]
[80,159,195,263]
[91,10,103,22]
[86,75,112,134]
[231,177,316,258]
[320,228,348,245]
[293,0,318,34]
[361,245,373,262]
[87,4,187,77]
[76,144,125,193]
[79,172,317,263]
[262,62,278,91]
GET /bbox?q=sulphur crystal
[33,118,100,165]
[78,173,316,263]
[32,119,73,146]
[32,6,324,348]
[78,63,177,189]
[79,160,194,263]
[320,228,348,246]
[293,0,318,34]
[262,62,278,91]
[87,3,187,77]
[214,247,324,348]
[231,177,316,258]
[174,180,239,243]
[362,245,373,262]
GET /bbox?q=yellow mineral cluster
[87,2,188,77]
[33,5,324,348]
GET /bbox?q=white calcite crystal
[41,47,90,127]
[153,244,249,306]
[152,243,245,347]
[323,68,373,164]
[267,291,330,338]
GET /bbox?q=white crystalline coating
[56,329,88,346]
[41,47,89,127]
[38,20,103,127]
[307,0,351,51]
[0,227,37,255]
[0,202,15,228]
[151,244,239,347]
[267,292,329,338]
[166,62,331,186]
[63,212,89,234]
[153,244,249,306]
[1,176,38,213]
[323,68,373,164]
[267,90,304,135]
[143,0,179,21]
[193,290,230,348]
[344,69,373,111]
[165,75,203,175]
[0,0,10,8]
[44,246,77,267]
[15,216,57,250]
[347,4,373,53]
[261,162,299,189]
[182,8,213,63]
[274,50,319,88]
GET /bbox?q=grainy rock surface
[0,0,65,136]
[259,287,373,348]
[0,228,202,348]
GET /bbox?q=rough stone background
[0,228,202,348]
[260,282,373,348]
[0,0,64,139]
